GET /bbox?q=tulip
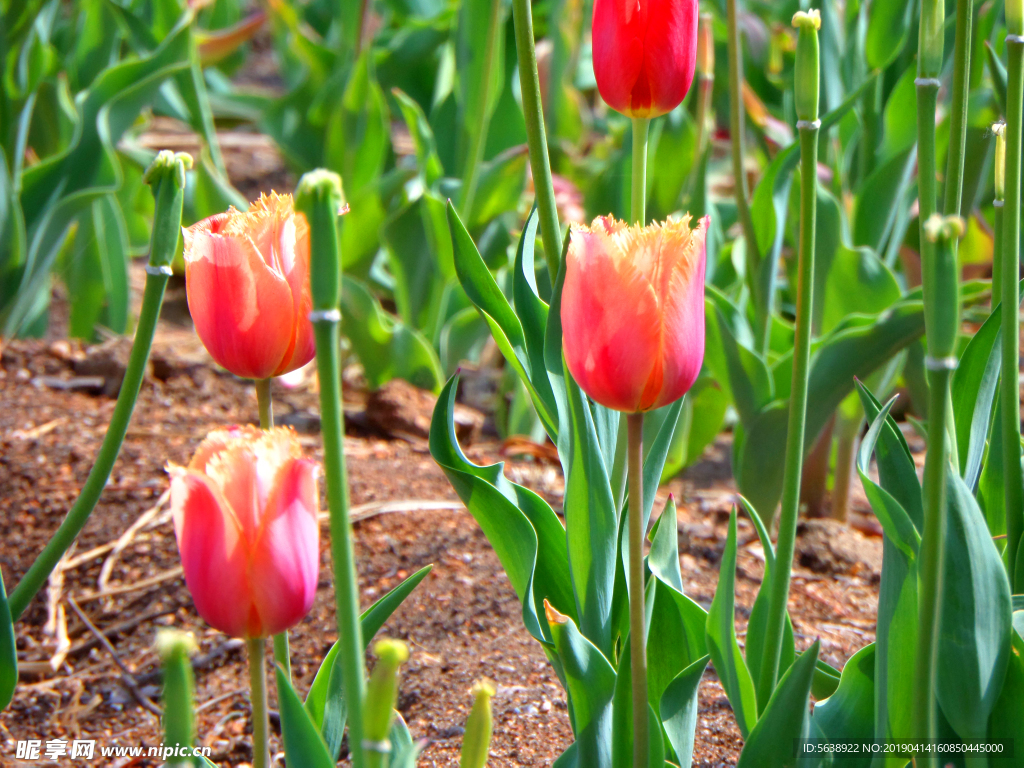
[183,192,321,380]
[591,0,699,118]
[561,215,708,413]
[169,426,319,639]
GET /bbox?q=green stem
[756,122,818,707]
[631,118,650,225]
[943,0,973,220]
[993,201,1004,306]
[511,0,564,278]
[460,0,504,222]
[1003,36,1024,590]
[246,637,270,768]
[913,367,952,767]
[626,413,648,768]
[726,0,761,339]
[255,378,293,682]
[9,151,189,621]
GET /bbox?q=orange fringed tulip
[183,193,322,380]
[169,426,319,639]
[561,215,708,413]
[592,0,699,118]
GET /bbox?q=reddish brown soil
[0,303,885,767]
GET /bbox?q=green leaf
[0,569,17,711]
[547,608,616,768]
[865,0,913,70]
[736,641,820,768]
[465,146,528,230]
[448,201,557,433]
[648,497,683,593]
[952,302,1003,490]
[610,632,669,768]
[852,148,917,254]
[988,630,1024,764]
[937,469,1013,739]
[811,644,875,768]
[455,0,506,171]
[563,364,619,656]
[392,88,444,187]
[703,290,774,425]
[985,41,1008,116]
[821,243,901,338]
[340,276,444,393]
[276,666,335,768]
[429,375,577,643]
[382,199,445,331]
[647,577,708,710]
[705,509,758,737]
[306,566,432,755]
[660,655,710,767]
[326,51,389,196]
[440,306,489,374]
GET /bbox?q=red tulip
[183,193,320,380]
[561,215,708,413]
[169,426,319,639]
[592,0,699,118]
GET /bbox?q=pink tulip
[561,215,708,413]
[183,193,321,380]
[169,426,319,639]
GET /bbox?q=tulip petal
[248,458,320,637]
[562,227,663,412]
[642,0,698,116]
[184,219,295,380]
[170,470,254,639]
[592,0,646,115]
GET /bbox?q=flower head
[183,193,320,380]
[169,426,319,638]
[561,215,708,412]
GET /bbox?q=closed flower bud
[364,639,410,752]
[561,215,708,413]
[994,122,1007,201]
[1009,0,1024,37]
[592,0,699,118]
[169,426,319,639]
[460,679,496,768]
[792,10,820,122]
[918,0,944,78]
[183,193,321,380]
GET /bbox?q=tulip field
[5,0,1024,765]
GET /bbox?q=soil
[0,286,890,767]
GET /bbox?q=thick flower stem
[246,637,270,768]
[726,0,761,342]
[1003,36,1024,590]
[460,0,504,222]
[296,171,368,768]
[631,117,650,225]
[9,151,189,621]
[255,378,293,682]
[757,122,818,707]
[511,0,563,278]
[627,413,649,768]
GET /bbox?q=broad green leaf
[439,306,489,374]
[387,712,423,768]
[382,199,444,331]
[326,51,389,196]
[937,470,1013,739]
[648,497,683,593]
[660,655,710,767]
[0,569,16,711]
[703,292,773,425]
[705,509,758,737]
[340,276,444,393]
[455,0,506,173]
[988,630,1024,764]
[465,146,528,230]
[661,377,729,478]
[736,641,820,768]
[852,147,917,254]
[276,667,335,768]
[429,375,577,643]
[979,399,1007,540]
[986,41,1008,116]
[547,607,615,768]
[811,644,875,768]
[392,88,444,187]
[952,302,1003,490]
[564,363,618,656]
[306,566,432,756]
[865,0,913,70]
[821,243,901,337]
[448,201,557,433]
[647,577,708,710]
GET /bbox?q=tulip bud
[364,639,410,756]
[561,215,709,413]
[697,13,714,79]
[294,170,347,313]
[994,122,1007,201]
[156,630,199,765]
[169,426,319,639]
[1009,0,1024,37]
[918,0,945,79]
[792,10,821,123]
[922,214,964,359]
[145,150,191,269]
[591,0,699,118]
[460,679,496,768]
[182,193,319,380]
